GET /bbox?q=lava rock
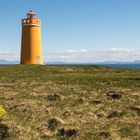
[99,131,111,139]
[107,111,124,119]
[46,94,60,101]
[58,128,77,137]
[90,100,102,104]
[47,118,62,131]
[0,124,9,139]
[106,91,122,99]
[130,106,140,116]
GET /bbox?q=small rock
[0,124,9,139]
[90,100,102,104]
[130,106,140,116]
[99,131,111,138]
[46,94,61,101]
[58,128,77,137]
[47,117,62,131]
[107,111,124,119]
[106,91,122,99]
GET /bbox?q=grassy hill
[0,65,140,140]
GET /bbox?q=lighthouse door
[36,56,40,64]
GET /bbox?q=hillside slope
[0,65,140,140]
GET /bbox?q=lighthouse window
[27,20,30,23]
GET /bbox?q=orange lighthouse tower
[20,10,43,64]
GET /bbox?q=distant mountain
[0,59,140,65]
[133,60,140,63]
[96,61,138,64]
[0,60,19,64]
[45,60,140,65]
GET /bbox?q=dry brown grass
[0,65,139,140]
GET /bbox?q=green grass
[0,65,140,140]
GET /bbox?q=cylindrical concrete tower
[20,10,43,64]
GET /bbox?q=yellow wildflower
[0,107,7,118]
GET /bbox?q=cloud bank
[0,48,140,63]
[44,48,140,63]
[0,51,19,61]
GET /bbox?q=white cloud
[65,49,88,53]
[0,51,19,61]
[44,48,140,62]
[105,48,136,52]
[0,48,140,63]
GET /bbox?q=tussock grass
[0,65,140,139]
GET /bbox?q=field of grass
[0,65,140,140]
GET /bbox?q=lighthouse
[20,10,43,64]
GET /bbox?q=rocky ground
[0,65,139,140]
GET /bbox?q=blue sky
[0,0,140,62]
